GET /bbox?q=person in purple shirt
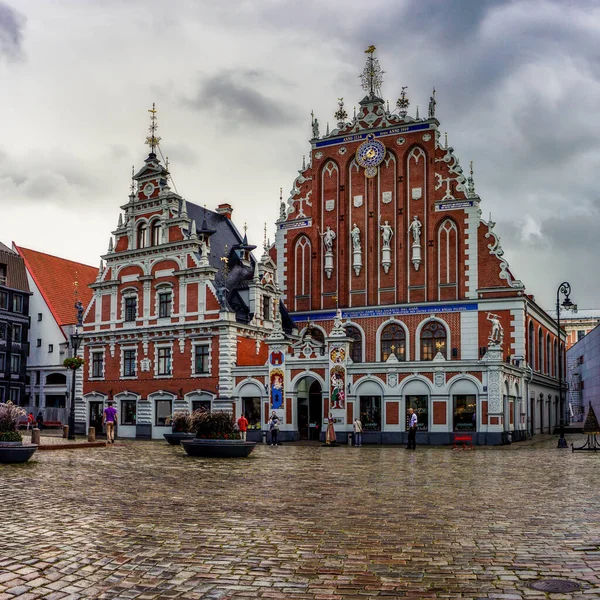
[103,401,118,444]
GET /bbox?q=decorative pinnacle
[263,222,268,252]
[129,165,136,195]
[360,45,384,97]
[468,160,476,196]
[145,102,161,153]
[73,272,79,301]
[444,132,448,148]
[396,86,409,117]
[334,97,348,123]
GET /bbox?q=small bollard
[348,432,353,446]
[31,427,41,445]
[62,425,69,439]
[88,426,96,442]
[262,431,267,445]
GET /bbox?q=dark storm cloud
[0,2,25,60]
[184,69,299,127]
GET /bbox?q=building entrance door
[89,401,104,438]
[298,398,309,440]
[295,377,322,441]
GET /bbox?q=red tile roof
[14,244,97,328]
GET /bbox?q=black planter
[0,443,38,464]
[181,439,256,458]
[164,432,196,446]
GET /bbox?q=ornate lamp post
[556,282,576,449]
[67,327,83,440]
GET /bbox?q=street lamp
[68,327,83,440]
[556,282,576,449]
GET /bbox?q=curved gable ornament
[484,220,524,289]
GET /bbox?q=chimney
[216,203,233,220]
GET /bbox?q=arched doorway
[296,376,322,440]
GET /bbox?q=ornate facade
[233,48,564,444]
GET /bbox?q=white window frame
[154,283,174,320]
[89,348,106,380]
[121,288,139,326]
[191,340,212,377]
[120,345,137,379]
[155,343,173,378]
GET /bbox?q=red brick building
[81,50,565,444]
[81,133,283,438]
[232,49,564,444]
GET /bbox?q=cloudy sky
[0,0,598,310]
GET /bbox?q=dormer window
[263,296,271,321]
[137,223,147,249]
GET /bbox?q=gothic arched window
[538,328,543,372]
[528,320,535,368]
[421,321,446,360]
[345,325,363,363]
[381,323,406,362]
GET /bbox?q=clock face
[143,182,155,198]
[356,137,386,168]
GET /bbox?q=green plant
[63,357,85,370]
[169,410,191,432]
[0,431,23,443]
[191,410,240,440]
[0,401,26,433]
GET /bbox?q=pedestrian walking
[26,412,35,430]
[325,413,336,445]
[237,414,248,441]
[269,411,280,445]
[36,412,44,431]
[353,416,363,447]
[406,407,417,450]
[103,401,117,444]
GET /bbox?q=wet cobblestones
[1,436,600,599]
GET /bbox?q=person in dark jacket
[36,412,44,431]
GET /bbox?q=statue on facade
[428,88,436,119]
[350,223,361,252]
[486,312,504,346]
[312,117,320,139]
[74,301,84,326]
[408,215,422,245]
[379,218,394,248]
[320,226,336,252]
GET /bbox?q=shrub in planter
[0,401,25,442]
[168,410,191,433]
[0,431,22,443]
[190,410,241,440]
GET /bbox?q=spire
[179,198,188,218]
[263,222,268,253]
[145,102,161,155]
[108,237,114,253]
[360,45,384,99]
[444,132,448,149]
[302,154,306,170]
[326,122,330,136]
[416,105,420,119]
[242,222,248,245]
[190,220,197,239]
[129,165,136,198]
[117,213,123,228]
[396,86,409,118]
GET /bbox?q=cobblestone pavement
[1,436,600,599]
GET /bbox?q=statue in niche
[350,224,361,252]
[74,301,84,326]
[379,218,394,248]
[408,215,422,245]
[320,226,336,253]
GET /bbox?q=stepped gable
[14,245,96,325]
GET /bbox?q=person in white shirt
[406,407,418,450]
[353,417,363,447]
